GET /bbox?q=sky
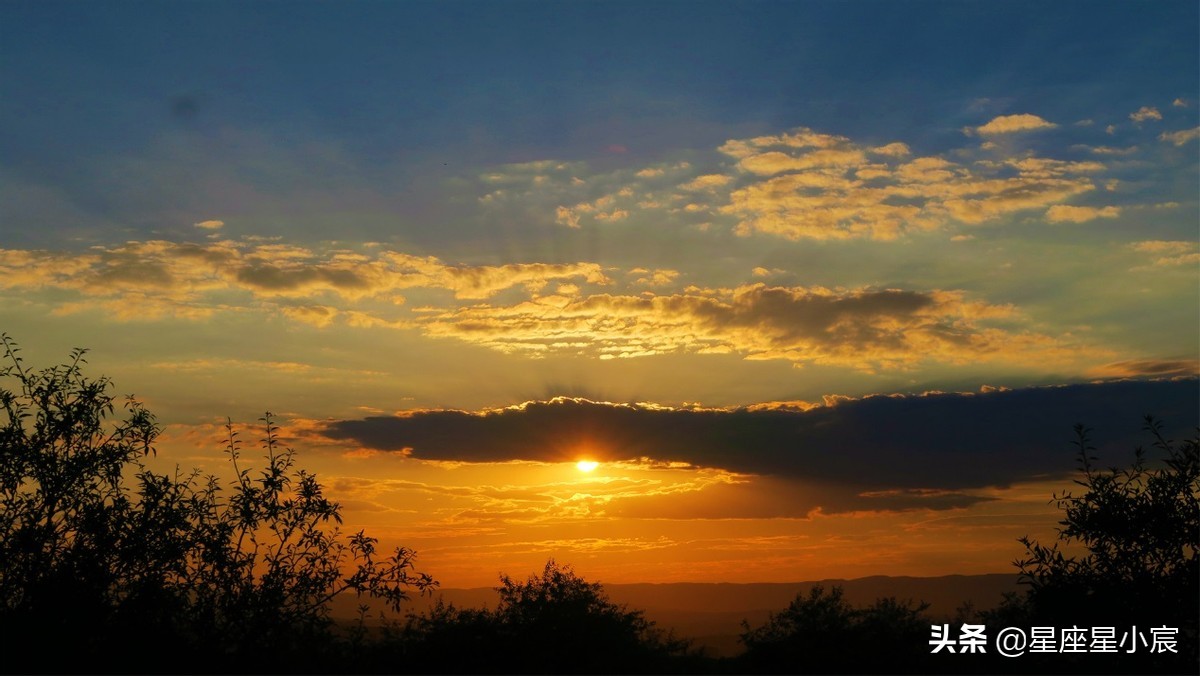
[1,0,1197,588]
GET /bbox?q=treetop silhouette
[0,334,435,672]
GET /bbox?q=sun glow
[576,460,599,473]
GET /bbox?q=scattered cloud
[1159,127,1200,146]
[555,191,638,228]
[1131,240,1194,254]
[870,142,911,157]
[628,268,680,287]
[471,119,1186,244]
[555,205,582,228]
[679,174,733,191]
[1129,106,1163,123]
[1130,240,1200,268]
[193,219,225,230]
[280,304,340,328]
[971,114,1057,136]
[721,132,1105,240]
[735,148,868,176]
[1044,205,1121,223]
[1079,145,1138,156]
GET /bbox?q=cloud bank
[417,283,1095,370]
[322,379,1198,493]
[0,238,1106,371]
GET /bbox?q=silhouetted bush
[0,336,434,673]
[737,585,931,673]
[986,417,1199,673]
[396,560,695,673]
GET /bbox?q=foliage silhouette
[0,335,435,672]
[397,560,695,673]
[737,585,931,673]
[989,416,1199,672]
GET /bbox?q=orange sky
[3,1,1197,588]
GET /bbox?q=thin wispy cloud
[1159,126,1200,145]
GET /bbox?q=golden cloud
[628,268,681,287]
[737,148,868,176]
[415,283,1096,371]
[1086,359,1199,379]
[1159,127,1200,146]
[718,129,849,159]
[1130,240,1200,268]
[972,114,1057,135]
[280,304,340,327]
[1044,205,1121,223]
[555,190,640,227]
[870,142,911,157]
[1131,240,1194,254]
[703,125,1112,240]
[0,239,614,322]
[480,122,1141,242]
[1129,106,1163,123]
[679,174,734,191]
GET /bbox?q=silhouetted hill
[339,573,1019,657]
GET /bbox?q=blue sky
[4,1,1196,245]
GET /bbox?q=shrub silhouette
[399,560,693,673]
[995,417,1199,672]
[737,585,930,673]
[0,335,434,672]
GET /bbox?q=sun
[575,460,599,473]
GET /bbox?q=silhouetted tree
[399,560,693,673]
[0,337,161,670]
[0,335,435,672]
[738,585,930,673]
[998,416,1199,672]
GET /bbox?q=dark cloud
[93,259,173,288]
[235,263,369,292]
[321,379,1198,491]
[170,242,237,265]
[689,286,936,346]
